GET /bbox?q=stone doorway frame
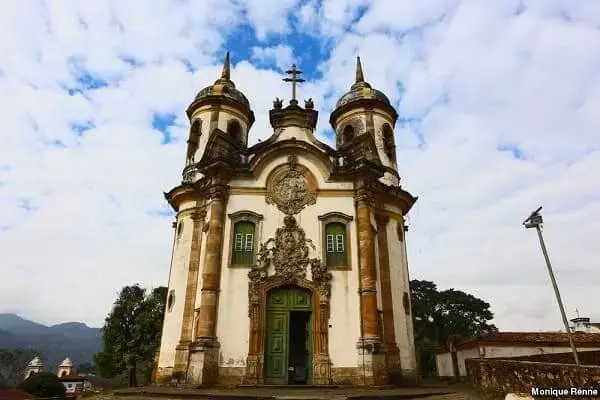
[245,277,331,385]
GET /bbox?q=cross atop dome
[283,64,305,105]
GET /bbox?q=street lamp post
[523,206,580,365]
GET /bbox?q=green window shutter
[232,221,255,265]
[326,235,334,252]
[325,223,346,267]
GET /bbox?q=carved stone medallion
[266,155,317,215]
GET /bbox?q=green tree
[410,280,497,376]
[19,372,66,399]
[94,285,167,387]
[0,349,40,389]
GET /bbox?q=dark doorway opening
[288,311,311,384]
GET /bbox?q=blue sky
[0,0,599,331]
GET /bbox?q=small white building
[436,332,600,378]
[571,317,600,333]
[23,356,93,395]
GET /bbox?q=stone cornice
[186,95,255,128]
[330,98,399,130]
[369,180,418,214]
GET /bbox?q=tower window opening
[227,119,243,143]
[382,123,396,161]
[342,125,355,144]
[186,120,202,164]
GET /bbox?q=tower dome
[59,357,73,367]
[334,57,391,109]
[28,356,43,367]
[187,52,253,118]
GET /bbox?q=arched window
[231,221,256,265]
[325,222,347,267]
[382,123,396,161]
[227,119,243,143]
[342,125,355,144]
[167,290,175,312]
[319,212,353,269]
[186,120,201,163]
[228,211,263,268]
[176,221,184,239]
[61,370,67,377]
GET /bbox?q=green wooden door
[265,287,312,384]
[265,310,288,384]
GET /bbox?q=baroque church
[155,53,418,386]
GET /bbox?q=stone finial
[304,98,314,109]
[221,51,231,80]
[356,56,365,83]
[273,97,283,109]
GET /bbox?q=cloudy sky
[1,0,598,332]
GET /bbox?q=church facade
[155,53,418,386]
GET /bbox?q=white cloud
[239,0,301,40]
[251,45,295,70]
[1,0,599,333]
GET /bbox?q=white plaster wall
[216,263,251,367]
[386,219,416,372]
[436,353,454,377]
[482,345,600,359]
[157,206,194,369]
[276,126,315,143]
[456,348,480,376]
[438,345,600,377]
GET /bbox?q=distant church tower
[155,54,418,386]
[24,357,43,379]
[57,357,74,377]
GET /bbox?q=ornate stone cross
[283,64,305,104]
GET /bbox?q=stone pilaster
[173,208,206,378]
[375,212,402,384]
[190,185,228,385]
[355,187,380,342]
[355,187,387,385]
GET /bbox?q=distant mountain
[0,313,49,335]
[0,314,102,371]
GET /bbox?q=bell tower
[183,52,255,180]
[330,57,400,186]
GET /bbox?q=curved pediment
[248,139,335,183]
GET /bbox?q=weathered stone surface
[466,358,600,396]
[508,350,600,365]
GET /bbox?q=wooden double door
[264,286,313,384]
